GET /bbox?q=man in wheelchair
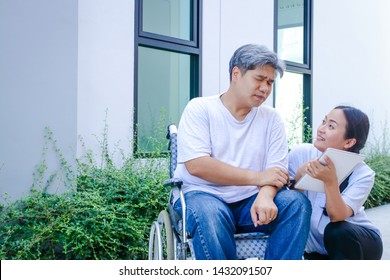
[172,44,312,260]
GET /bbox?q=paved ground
[365,203,390,260]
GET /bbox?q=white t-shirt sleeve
[263,111,289,171]
[342,163,375,215]
[176,98,211,163]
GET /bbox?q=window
[135,0,201,153]
[274,0,312,147]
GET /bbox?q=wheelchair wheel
[148,210,174,260]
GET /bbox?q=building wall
[1,0,389,202]
[202,0,275,102]
[77,0,134,164]
[0,0,78,201]
[312,0,390,144]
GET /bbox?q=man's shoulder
[188,95,219,106]
[255,105,283,123]
[186,95,220,110]
[189,94,220,103]
[257,104,280,115]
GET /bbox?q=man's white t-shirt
[173,94,288,203]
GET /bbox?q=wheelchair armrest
[163,178,183,189]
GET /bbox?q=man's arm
[185,156,289,188]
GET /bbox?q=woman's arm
[306,156,353,221]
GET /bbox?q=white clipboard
[294,148,365,192]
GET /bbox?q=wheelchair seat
[148,124,269,260]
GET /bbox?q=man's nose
[259,82,269,92]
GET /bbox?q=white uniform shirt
[173,94,288,203]
[288,143,381,254]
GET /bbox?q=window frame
[274,0,313,142]
[138,0,199,48]
[134,0,202,154]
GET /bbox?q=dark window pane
[137,46,191,151]
[142,0,192,41]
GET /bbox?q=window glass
[142,0,192,40]
[275,0,311,146]
[135,0,200,154]
[137,46,191,151]
[277,0,304,63]
[275,72,309,147]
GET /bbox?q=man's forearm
[185,156,260,186]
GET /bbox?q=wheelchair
[148,124,269,260]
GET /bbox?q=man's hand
[258,167,289,188]
[250,186,278,226]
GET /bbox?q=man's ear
[231,66,241,81]
[344,138,357,150]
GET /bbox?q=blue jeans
[173,189,312,260]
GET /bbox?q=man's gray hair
[229,44,285,81]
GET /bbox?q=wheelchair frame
[148,124,269,260]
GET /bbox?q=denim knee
[173,191,237,259]
[276,189,312,216]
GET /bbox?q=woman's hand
[306,156,338,188]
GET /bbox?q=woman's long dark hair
[335,105,370,153]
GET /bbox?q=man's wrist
[258,185,277,199]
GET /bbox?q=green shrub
[0,124,170,260]
[364,119,390,208]
[364,153,390,209]
[0,158,169,260]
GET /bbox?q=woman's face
[314,108,356,152]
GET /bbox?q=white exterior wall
[1,0,390,202]
[203,0,275,107]
[0,0,135,202]
[0,0,78,201]
[312,1,390,145]
[77,0,134,163]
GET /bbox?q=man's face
[232,65,275,108]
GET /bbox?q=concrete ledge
[366,204,390,260]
